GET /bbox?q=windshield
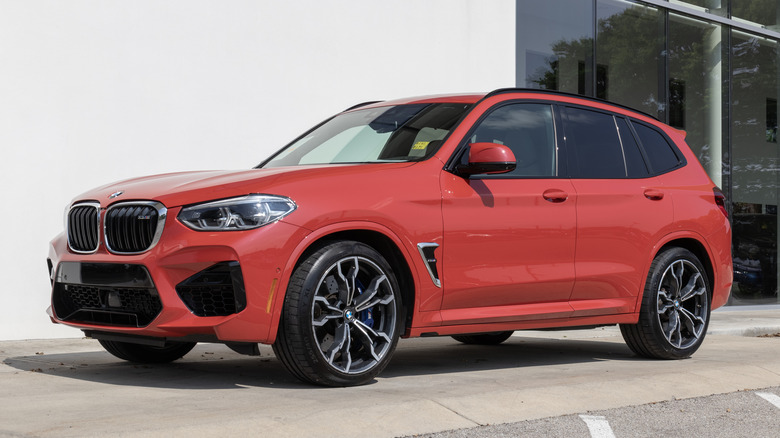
[261,102,472,168]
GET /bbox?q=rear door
[562,106,674,316]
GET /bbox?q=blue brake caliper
[355,279,374,328]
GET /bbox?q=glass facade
[731,30,779,303]
[596,0,665,118]
[517,0,780,305]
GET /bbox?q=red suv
[48,89,732,386]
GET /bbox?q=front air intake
[176,262,247,317]
[52,262,162,327]
[104,202,167,254]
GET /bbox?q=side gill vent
[417,243,441,288]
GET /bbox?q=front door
[439,102,577,325]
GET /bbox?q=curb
[708,327,780,337]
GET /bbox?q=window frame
[561,105,635,179]
[628,118,687,176]
[445,100,567,180]
[560,103,687,179]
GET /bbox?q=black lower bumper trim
[52,262,162,328]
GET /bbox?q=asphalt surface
[413,387,780,438]
[1,306,778,437]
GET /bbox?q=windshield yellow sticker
[412,141,429,151]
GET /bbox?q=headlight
[178,194,296,231]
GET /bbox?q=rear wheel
[98,340,196,363]
[620,247,710,359]
[273,241,402,386]
[451,331,513,345]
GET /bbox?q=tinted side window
[631,121,681,174]
[616,117,649,178]
[564,107,625,178]
[470,103,557,177]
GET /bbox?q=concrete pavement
[0,306,778,437]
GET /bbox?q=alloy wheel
[656,259,708,349]
[310,256,397,374]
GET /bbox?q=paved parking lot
[1,308,779,437]
[415,387,780,438]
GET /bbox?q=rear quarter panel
[655,130,733,309]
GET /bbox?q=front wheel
[273,241,402,386]
[98,340,196,363]
[620,247,711,359]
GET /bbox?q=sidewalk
[708,304,780,337]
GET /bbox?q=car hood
[74,163,415,208]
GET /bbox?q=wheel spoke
[354,319,391,345]
[342,329,352,372]
[678,307,704,339]
[352,320,389,362]
[354,274,388,311]
[679,273,705,302]
[357,293,395,312]
[314,296,342,314]
[657,290,675,313]
[312,296,343,327]
[663,310,680,345]
[673,313,683,348]
[337,258,359,306]
[325,322,352,371]
[670,261,684,295]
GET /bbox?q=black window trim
[617,115,653,176]
[444,99,566,180]
[560,103,688,179]
[561,104,639,180]
[628,118,688,176]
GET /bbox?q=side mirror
[456,142,516,176]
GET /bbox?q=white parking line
[756,392,780,409]
[579,415,617,438]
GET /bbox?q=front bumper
[48,207,310,344]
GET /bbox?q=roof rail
[483,88,659,120]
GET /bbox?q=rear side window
[631,121,682,174]
[563,107,626,178]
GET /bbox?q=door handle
[644,189,664,200]
[543,189,569,203]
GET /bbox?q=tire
[273,241,402,386]
[98,340,196,363]
[620,247,711,359]
[452,331,513,345]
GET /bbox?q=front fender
[264,220,442,343]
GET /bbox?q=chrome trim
[66,202,101,254]
[104,201,167,255]
[417,242,441,288]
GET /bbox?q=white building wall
[0,0,516,340]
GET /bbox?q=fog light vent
[176,262,246,317]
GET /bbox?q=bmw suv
[47,89,733,386]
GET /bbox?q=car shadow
[2,335,637,390]
[383,335,636,378]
